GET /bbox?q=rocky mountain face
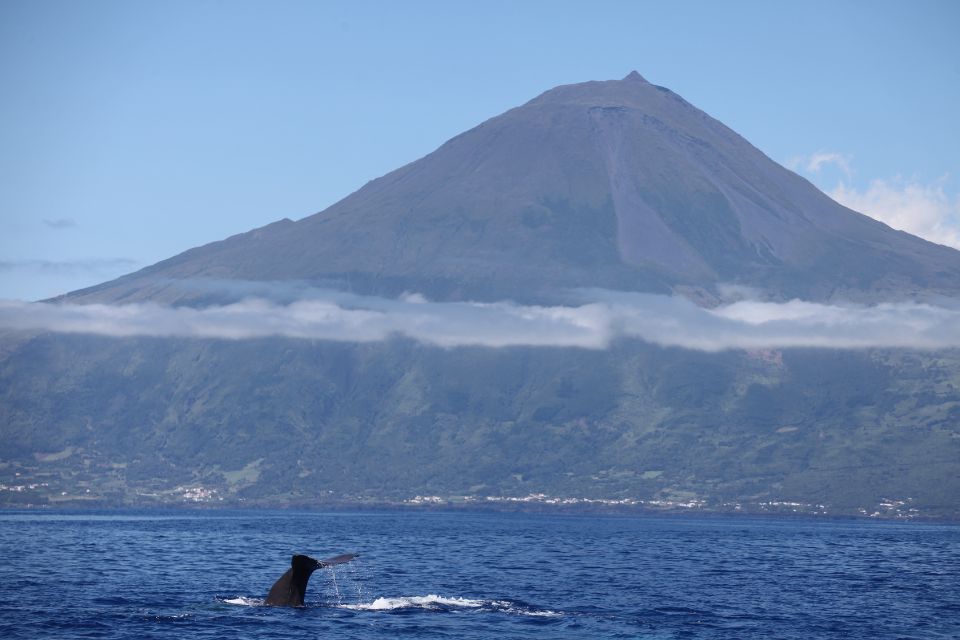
[4,73,959,516]
[62,72,960,306]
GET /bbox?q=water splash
[328,567,341,604]
[221,597,264,607]
[338,594,561,617]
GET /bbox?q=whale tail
[264,552,359,606]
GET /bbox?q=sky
[1,0,959,302]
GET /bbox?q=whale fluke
[318,552,358,567]
[264,552,359,607]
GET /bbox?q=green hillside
[2,333,957,517]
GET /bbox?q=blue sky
[1,0,958,300]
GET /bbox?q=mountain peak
[527,71,678,112]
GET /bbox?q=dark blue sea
[0,509,957,639]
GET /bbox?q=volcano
[63,71,960,306]
[5,73,960,517]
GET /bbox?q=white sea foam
[339,594,560,617]
[526,610,561,617]
[222,596,264,606]
[341,594,484,610]
[485,599,563,617]
[219,593,559,617]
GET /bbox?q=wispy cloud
[41,218,77,229]
[0,258,138,274]
[787,150,852,180]
[2,291,959,352]
[830,177,960,250]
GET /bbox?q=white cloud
[830,178,960,250]
[786,150,960,250]
[2,291,960,352]
[787,150,852,180]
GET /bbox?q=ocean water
[0,509,957,639]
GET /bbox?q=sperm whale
[265,552,359,606]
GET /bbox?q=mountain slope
[62,72,960,306]
[2,335,958,515]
